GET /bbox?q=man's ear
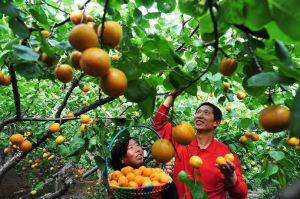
[214,120,221,128]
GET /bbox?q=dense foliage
[0,0,299,198]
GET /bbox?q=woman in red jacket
[152,91,248,199]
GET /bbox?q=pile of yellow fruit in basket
[109,166,171,188]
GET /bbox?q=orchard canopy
[0,0,300,198]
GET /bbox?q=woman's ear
[121,158,125,164]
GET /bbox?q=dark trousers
[161,182,178,199]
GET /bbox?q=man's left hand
[216,160,237,187]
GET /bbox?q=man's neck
[196,131,214,149]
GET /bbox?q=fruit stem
[267,88,274,105]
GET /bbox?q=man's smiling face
[194,105,220,132]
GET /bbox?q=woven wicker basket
[109,179,172,199]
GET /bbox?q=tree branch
[49,17,70,36]
[160,69,193,83]
[180,15,193,34]
[234,24,269,39]
[175,0,219,93]
[7,63,21,118]
[100,0,110,49]
[119,105,132,116]
[23,80,40,116]
[175,25,199,52]
[0,97,115,182]
[41,0,69,14]
[38,177,73,199]
[79,0,92,9]
[245,33,263,73]
[56,72,85,118]
[82,166,98,178]
[49,0,92,35]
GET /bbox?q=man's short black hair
[195,102,222,121]
[110,137,132,171]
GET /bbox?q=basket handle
[104,125,162,179]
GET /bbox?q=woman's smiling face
[121,139,144,168]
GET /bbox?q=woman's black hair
[110,137,132,171]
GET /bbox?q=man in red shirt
[152,92,248,199]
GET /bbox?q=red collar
[189,136,216,153]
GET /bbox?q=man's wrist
[225,172,237,187]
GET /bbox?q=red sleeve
[227,153,248,199]
[152,104,173,140]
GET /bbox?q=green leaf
[29,8,50,30]
[178,171,209,199]
[170,49,185,65]
[156,0,176,13]
[143,0,155,8]
[186,83,198,96]
[13,45,40,61]
[247,72,295,87]
[69,135,85,155]
[8,17,29,39]
[168,70,191,90]
[62,0,72,7]
[275,40,294,68]
[271,0,300,41]
[268,137,283,146]
[243,62,261,77]
[198,12,213,34]
[133,26,145,38]
[246,139,255,151]
[218,0,244,25]
[178,0,208,18]
[88,137,97,150]
[140,59,166,73]
[242,77,266,97]
[266,21,293,43]
[50,40,72,50]
[144,12,161,19]
[57,145,69,156]
[124,79,152,103]
[225,93,234,102]
[278,158,295,169]
[95,156,106,171]
[36,181,45,191]
[138,89,156,119]
[228,144,237,152]
[277,169,287,187]
[295,42,300,57]
[290,88,300,137]
[244,0,271,31]
[157,39,177,66]
[0,1,18,17]
[133,8,143,24]
[14,63,41,79]
[142,39,158,53]
[238,118,252,129]
[37,31,56,57]
[269,151,285,161]
[266,164,279,179]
